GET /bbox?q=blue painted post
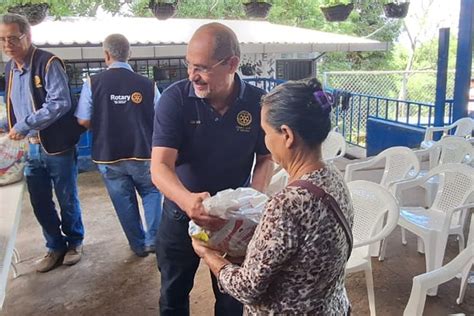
[433,28,450,140]
[452,0,474,121]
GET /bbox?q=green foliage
[321,0,352,7]
[0,1,135,17]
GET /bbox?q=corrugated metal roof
[30,17,387,51]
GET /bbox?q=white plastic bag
[265,168,289,196]
[0,135,28,186]
[189,187,268,257]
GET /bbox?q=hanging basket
[243,1,272,19]
[383,2,410,18]
[149,1,177,20]
[320,3,354,22]
[7,3,49,26]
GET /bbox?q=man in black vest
[75,34,162,257]
[0,14,85,272]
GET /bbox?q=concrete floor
[1,167,473,316]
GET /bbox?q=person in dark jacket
[0,13,85,272]
[76,34,162,257]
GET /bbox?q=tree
[0,0,133,17]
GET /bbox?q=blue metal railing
[331,91,454,148]
[243,78,285,92]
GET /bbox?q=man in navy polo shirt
[151,23,274,316]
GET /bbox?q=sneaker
[63,245,83,266]
[36,250,65,273]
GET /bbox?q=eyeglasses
[183,57,229,75]
[0,34,26,46]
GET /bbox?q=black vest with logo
[90,67,155,163]
[5,47,85,154]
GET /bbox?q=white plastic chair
[403,215,474,316]
[390,164,474,295]
[345,146,420,189]
[321,131,346,163]
[416,136,473,171]
[414,137,473,207]
[346,180,400,316]
[421,117,473,149]
[345,147,420,258]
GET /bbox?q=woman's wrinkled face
[261,106,285,165]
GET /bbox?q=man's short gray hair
[0,13,31,34]
[103,34,130,62]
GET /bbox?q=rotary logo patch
[131,92,143,104]
[34,75,42,88]
[237,111,252,127]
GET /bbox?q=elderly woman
[192,77,354,315]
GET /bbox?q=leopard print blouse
[218,163,354,315]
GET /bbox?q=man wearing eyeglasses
[151,22,274,316]
[0,14,85,272]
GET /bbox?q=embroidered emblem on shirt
[237,111,252,127]
[34,75,42,88]
[236,110,252,132]
[110,94,130,105]
[131,92,143,104]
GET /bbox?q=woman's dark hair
[262,77,331,148]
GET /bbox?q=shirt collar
[188,73,246,100]
[108,62,134,72]
[12,45,35,72]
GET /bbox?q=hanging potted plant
[7,2,49,26]
[243,0,272,19]
[383,1,410,18]
[149,0,178,20]
[320,0,354,22]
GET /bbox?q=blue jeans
[25,144,84,251]
[156,198,243,316]
[97,160,162,253]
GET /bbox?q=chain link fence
[323,71,456,148]
[323,70,456,103]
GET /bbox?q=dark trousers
[156,199,243,316]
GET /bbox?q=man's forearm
[151,161,191,211]
[251,155,273,193]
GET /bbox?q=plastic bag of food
[0,135,28,186]
[189,187,268,257]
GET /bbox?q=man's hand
[8,128,26,140]
[183,192,227,231]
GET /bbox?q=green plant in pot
[243,0,272,19]
[7,1,49,26]
[149,0,178,20]
[383,1,410,18]
[320,0,354,22]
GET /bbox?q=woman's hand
[191,237,223,258]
